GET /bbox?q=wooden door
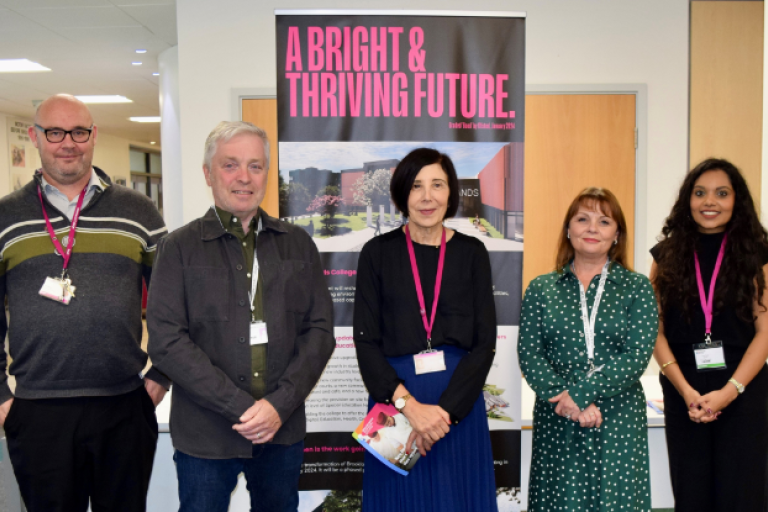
[241,98,280,217]
[523,94,637,289]
[690,1,763,206]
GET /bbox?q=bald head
[34,94,93,126]
[29,93,98,193]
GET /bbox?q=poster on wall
[6,117,40,191]
[275,10,525,511]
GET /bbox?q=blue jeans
[174,441,303,512]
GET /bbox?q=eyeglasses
[34,124,93,143]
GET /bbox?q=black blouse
[651,232,768,370]
[353,229,497,422]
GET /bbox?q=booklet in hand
[352,403,421,476]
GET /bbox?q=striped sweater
[0,168,168,401]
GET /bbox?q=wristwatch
[728,378,745,395]
[394,394,412,412]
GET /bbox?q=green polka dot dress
[518,262,658,512]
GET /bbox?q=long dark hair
[654,158,768,322]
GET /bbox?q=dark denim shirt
[147,208,334,458]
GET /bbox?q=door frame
[526,84,648,274]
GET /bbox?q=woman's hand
[401,399,451,445]
[549,390,581,420]
[691,386,737,422]
[577,403,603,428]
[406,429,435,457]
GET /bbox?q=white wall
[175,0,690,272]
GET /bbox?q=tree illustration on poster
[275,10,525,511]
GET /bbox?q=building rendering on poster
[275,10,525,511]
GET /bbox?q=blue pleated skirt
[362,345,498,512]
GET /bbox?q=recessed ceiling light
[75,95,132,104]
[0,59,51,73]
[135,49,147,54]
[152,72,160,77]
[150,141,156,145]
[132,61,142,66]
[129,117,161,123]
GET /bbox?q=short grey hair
[203,121,270,170]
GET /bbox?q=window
[130,148,163,216]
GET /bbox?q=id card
[693,341,726,371]
[250,321,268,345]
[38,277,73,305]
[414,350,446,375]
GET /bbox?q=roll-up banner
[275,10,525,511]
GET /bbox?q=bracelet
[660,360,678,375]
[728,378,745,395]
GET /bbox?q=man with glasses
[0,94,168,511]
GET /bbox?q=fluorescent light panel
[0,59,51,73]
[129,116,161,123]
[75,95,132,104]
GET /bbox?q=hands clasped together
[233,399,282,444]
[683,385,737,424]
[549,390,604,428]
[400,398,452,457]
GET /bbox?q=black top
[651,232,768,369]
[353,229,497,422]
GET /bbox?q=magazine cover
[352,403,420,476]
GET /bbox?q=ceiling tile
[53,25,168,48]
[112,0,174,5]
[13,6,141,30]
[0,0,110,9]
[117,4,176,45]
[0,9,47,31]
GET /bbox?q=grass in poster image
[294,213,399,238]
[479,219,504,239]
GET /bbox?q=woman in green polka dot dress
[519,188,658,511]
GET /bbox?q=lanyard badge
[693,235,728,371]
[405,225,447,375]
[37,184,87,305]
[576,260,610,378]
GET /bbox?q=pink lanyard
[37,184,88,273]
[405,225,447,350]
[694,234,727,342]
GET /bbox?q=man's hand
[144,379,168,408]
[0,398,13,427]
[233,399,282,444]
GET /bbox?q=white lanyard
[248,245,260,322]
[575,260,609,365]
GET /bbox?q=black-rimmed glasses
[34,124,93,143]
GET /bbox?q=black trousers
[4,386,158,512]
[661,364,768,512]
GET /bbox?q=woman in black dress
[651,158,768,512]
[353,148,498,512]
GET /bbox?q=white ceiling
[0,0,177,144]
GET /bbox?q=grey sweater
[0,168,168,402]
